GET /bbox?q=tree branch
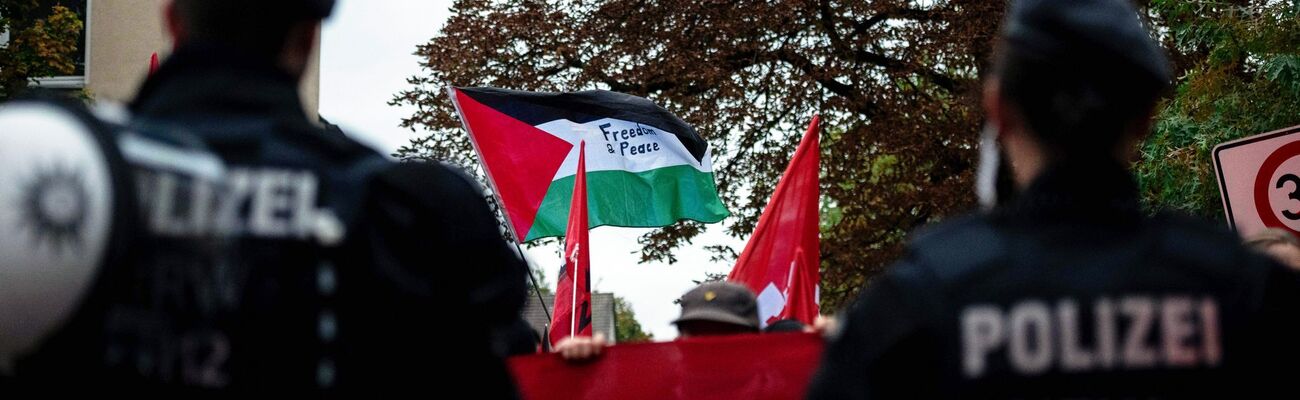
[817,2,958,92]
[851,7,934,37]
[772,48,879,117]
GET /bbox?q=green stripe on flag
[525,165,730,241]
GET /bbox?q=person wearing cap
[672,282,762,337]
[808,0,1300,398]
[553,282,761,361]
[4,0,527,395]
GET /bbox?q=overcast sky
[319,0,744,340]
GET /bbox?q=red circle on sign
[1253,141,1300,236]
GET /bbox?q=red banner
[508,333,825,400]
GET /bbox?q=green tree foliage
[613,296,653,342]
[1137,0,1300,219]
[0,0,83,100]
[528,263,552,296]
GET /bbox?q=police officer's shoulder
[1149,212,1268,276]
[272,120,385,163]
[1149,212,1240,245]
[895,213,1007,287]
[373,160,488,206]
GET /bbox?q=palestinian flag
[447,87,729,242]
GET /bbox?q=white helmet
[0,101,119,373]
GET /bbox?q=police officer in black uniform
[808,0,1300,398]
[2,0,526,396]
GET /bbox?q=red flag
[549,142,593,347]
[777,249,818,322]
[149,52,160,75]
[727,116,821,326]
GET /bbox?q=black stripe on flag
[455,87,709,163]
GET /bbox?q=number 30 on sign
[1214,125,1300,237]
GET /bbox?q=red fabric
[510,333,824,400]
[728,116,822,325]
[777,249,818,323]
[149,53,160,76]
[450,88,574,241]
[549,143,592,347]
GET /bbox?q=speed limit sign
[1213,125,1300,237]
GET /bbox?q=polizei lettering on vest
[960,295,1222,378]
[138,167,334,240]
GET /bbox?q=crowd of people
[2,0,1299,397]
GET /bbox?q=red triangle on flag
[450,88,574,241]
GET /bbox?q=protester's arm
[806,260,938,400]
[552,334,608,362]
[811,315,841,337]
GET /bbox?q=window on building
[0,0,89,89]
[32,0,89,89]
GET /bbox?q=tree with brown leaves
[393,0,1005,311]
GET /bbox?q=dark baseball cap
[993,0,1171,155]
[672,282,760,331]
[1002,0,1170,85]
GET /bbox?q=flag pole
[445,86,554,326]
[571,254,578,337]
[516,241,552,322]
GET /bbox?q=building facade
[522,293,619,345]
[23,0,320,115]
